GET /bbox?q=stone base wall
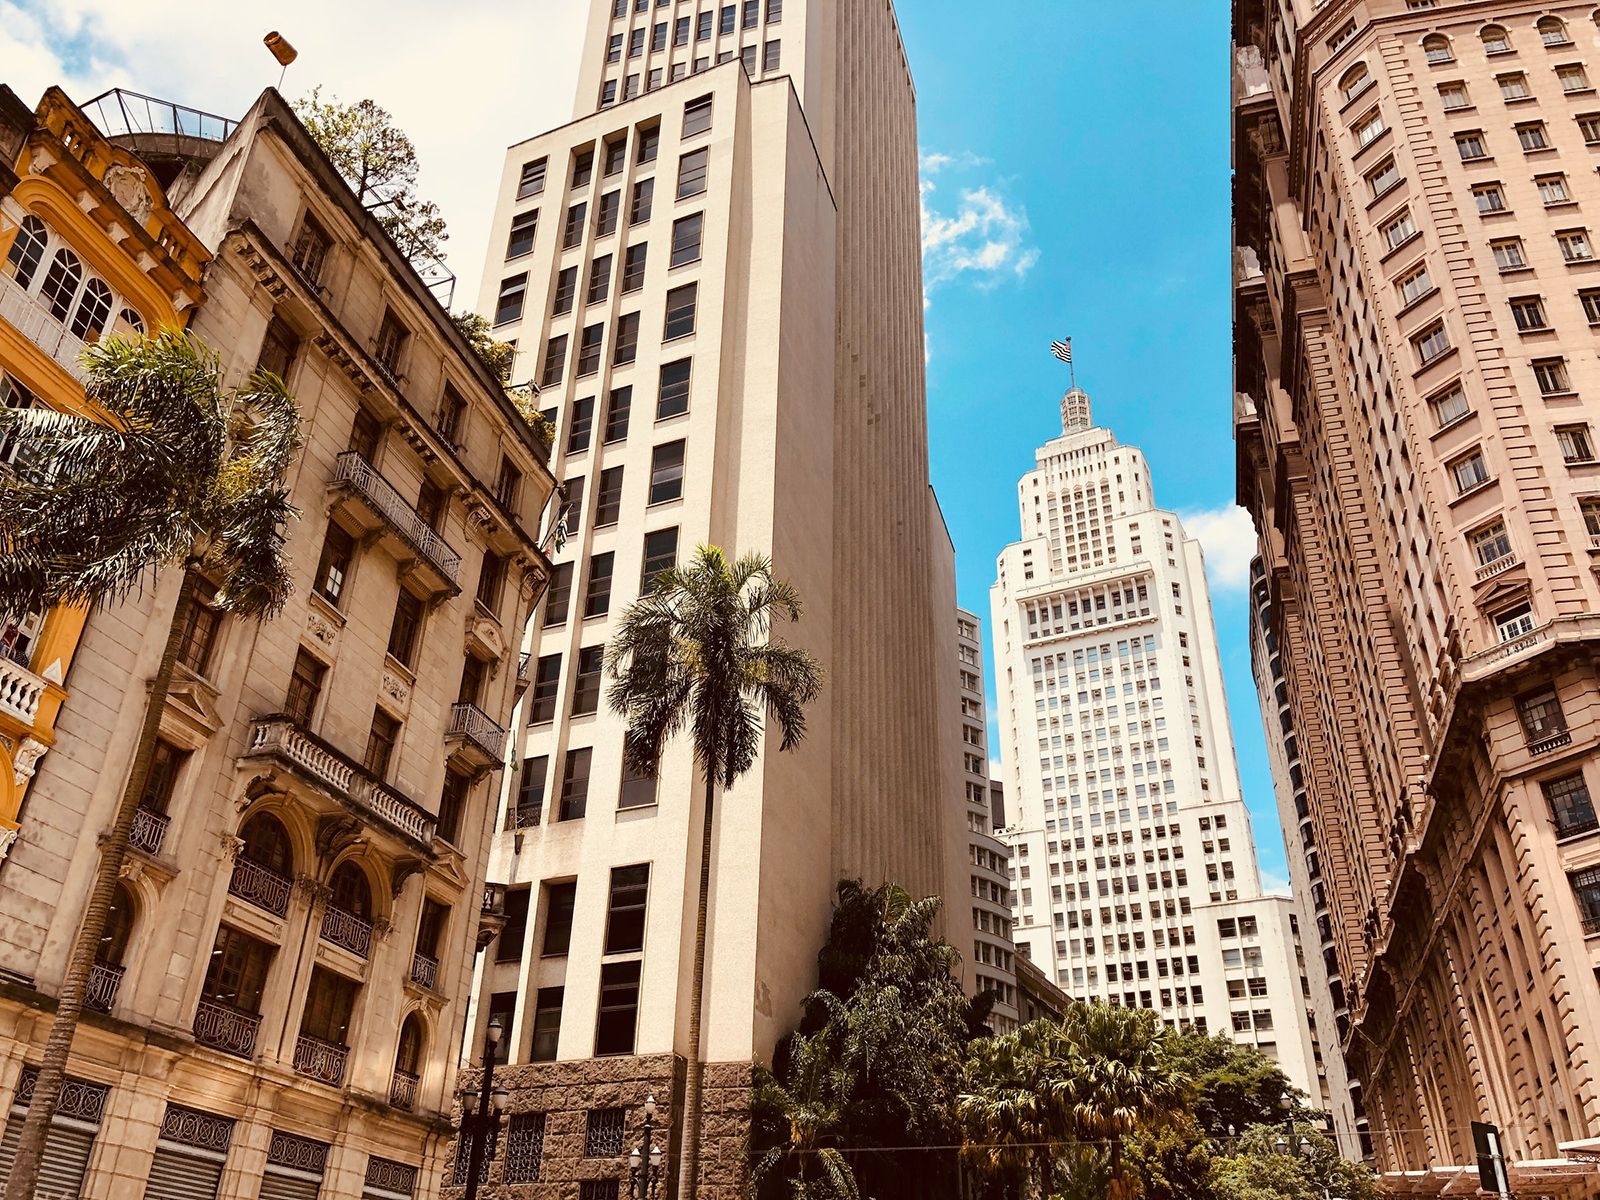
[697,1062,753,1200]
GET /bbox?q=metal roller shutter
[258,1168,322,1200]
[142,1145,225,1200]
[0,1114,97,1200]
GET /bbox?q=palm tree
[607,545,822,1200]
[750,1008,859,1200]
[0,330,300,1200]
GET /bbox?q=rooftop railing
[80,88,238,143]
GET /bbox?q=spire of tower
[1062,387,1092,433]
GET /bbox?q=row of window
[1418,15,1596,66]
[601,38,780,103]
[4,215,146,342]
[610,0,781,29]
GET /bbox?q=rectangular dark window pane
[642,527,678,592]
[596,191,621,238]
[544,563,574,627]
[595,961,642,1055]
[563,202,588,249]
[507,210,538,258]
[530,653,562,723]
[622,243,648,293]
[553,266,578,315]
[671,213,704,267]
[720,5,735,34]
[514,755,549,826]
[498,886,530,962]
[563,475,585,536]
[568,396,595,451]
[664,283,697,340]
[532,987,564,1061]
[387,590,423,666]
[630,178,654,225]
[596,466,625,526]
[572,149,594,187]
[677,148,709,200]
[314,523,355,606]
[649,441,685,503]
[614,313,640,365]
[675,15,691,45]
[577,324,604,376]
[619,755,659,809]
[605,865,650,954]
[364,709,402,779]
[541,334,568,387]
[559,748,592,820]
[543,882,577,955]
[257,315,300,382]
[588,254,613,304]
[477,550,506,610]
[604,138,627,177]
[284,650,326,727]
[605,387,632,444]
[140,738,188,813]
[637,125,660,163]
[435,387,466,446]
[684,94,713,134]
[585,552,614,617]
[696,12,712,40]
[177,600,221,675]
[437,770,468,845]
[572,645,604,716]
[518,158,548,199]
[658,359,691,418]
[764,39,781,71]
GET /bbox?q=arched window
[1341,64,1373,103]
[1539,15,1570,45]
[330,861,372,920]
[1481,24,1511,53]
[71,278,113,341]
[5,215,48,288]
[1423,34,1454,64]
[396,1014,423,1075]
[240,812,293,876]
[112,307,145,338]
[100,882,136,966]
[38,248,82,322]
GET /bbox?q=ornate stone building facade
[1234,0,1600,1191]
[0,86,556,1197]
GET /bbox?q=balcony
[228,856,293,917]
[85,961,124,1013]
[320,904,372,957]
[1529,728,1574,756]
[0,653,47,726]
[193,998,261,1059]
[243,715,436,849]
[477,883,507,950]
[0,270,87,380]
[389,1068,419,1110]
[1475,554,1519,583]
[446,701,508,769]
[329,451,461,595]
[1584,915,1600,937]
[293,1033,349,1086]
[515,651,532,697]
[129,806,170,857]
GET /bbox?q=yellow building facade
[0,86,207,859]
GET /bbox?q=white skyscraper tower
[991,387,1327,1099]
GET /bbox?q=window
[1481,25,1511,54]
[1559,230,1594,262]
[507,210,538,259]
[1541,16,1572,46]
[637,125,660,165]
[1383,210,1417,249]
[177,598,221,675]
[1450,449,1489,493]
[1560,64,1591,93]
[563,202,588,249]
[741,44,757,73]
[595,962,642,1055]
[628,27,645,56]
[553,266,578,315]
[697,10,712,39]
[569,395,596,452]
[605,866,650,955]
[540,334,568,387]
[1423,35,1454,65]
[285,649,326,726]
[613,312,641,366]
[630,178,654,225]
[1473,183,1508,213]
[607,32,623,62]
[588,254,613,305]
[577,324,604,377]
[620,755,659,809]
[1581,289,1600,325]
[364,709,402,779]
[1368,158,1401,197]
[559,748,592,820]
[1491,237,1526,270]
[1353,112,1387,149]
[651,22,668,52]
[375,310,408,378]
[314,523,355,605]
[720,3,736,33]
[683,95,713,137]
[515,755,548,825]
[622,243,648,294]
[1559,424,1596,464]
[573,149,595,188]
[498,886,530,962]
[478,550,507,610]
[531,989,563,1062]
[387,588,424,667]
[139,739,187,816]
[671,213,704,267]
[518,157,548,199]
[495,274,528,325]
[1413,321,1450,364]
[562,476,585,539]
[436,385,466,446]
[1471,520,1513,566]
[1517,122,1549,151]
[1580,113,1600,145]
[596,466,625,526]
[437,770,468,845]
[504,1111,548,1182]
[1437,82,1470,111]
[1510,295,1548,331]
[642,528,679,592]
[1583,496,1600,537]
[649,441,685,503]
[675,15,691,45]
[1534,357,1572,395]
[605,387,633,444]
[764,39,781,71]
[543,883,578,957]
[1455,131,1488,161]
[664,283,697,339]
[596,191,621,238]
[529,654,562,724]
[1519,685,1566,741]
[1545,772,1596,836]
[1539,174,1572,205]
[1397,263,1433,305]
[1497,603,1536,642]
[544,563,574,627]
[604,138,627,179]
[658,358,691,418]
[767,0,782,19]
[572,646,604,716]
[1499,72,1530,100]
[1429,383,1470,427]
[585,552,614,617]
[600,79,618,107]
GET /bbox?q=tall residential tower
[462,0,964,1195]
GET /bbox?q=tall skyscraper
[1235,1,1600,1186]
[991,388,1325,1105]
[464,0,962,1193]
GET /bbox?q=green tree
[294,87,448,263]
[451,310,515,383]
[1210,1124,1387,1200]
[1160,1031,1306,1139]
[0,331,300,1200]
[607,546,822,1200]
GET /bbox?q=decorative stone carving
[1235,46,1270,98]
[12,737,47,786]
[28,148,57,175]
[0,826,18,864]
[390,857,424,898]
[103,163,154,224]
[306,608,338,650]
[219,833,245,862]
[1234,245,1264,283]
[381,665,412,709]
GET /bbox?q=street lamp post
[628,1093,664,1200]
[461,1014,509,1200]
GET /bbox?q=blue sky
[901,5,1289,886]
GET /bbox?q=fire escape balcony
[328,451,461,597]
[0,270,87,380]
[242,714,436,851]
[446,701,508,770]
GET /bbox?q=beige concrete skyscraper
[1235,0,1600,1190]
[463,1,962,1195]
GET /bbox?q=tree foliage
[1159,1031,1305,1139]
[294,87,447,263]
[1210,1125,1387,1200]
[451,310,515,383]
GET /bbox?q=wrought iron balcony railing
[130,806,170,857]
[1529,728,1573,756]
[331,451,461,586]
[320,904,373,958]
[448,701,508,762]
[0,270,88,380]
[228,856,293,917]
[85,961,124,1013]
[293,1033,349,1086]
[194,998,261,1059]
[0,644,48,724]
[409,951,439,990]
[389,1068,419,1110]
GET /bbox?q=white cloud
[919,149,990,175]
[921,180,1039,291]
[3,0,585,309]
[1180,505,1258,594]
[1260,868,1291,897]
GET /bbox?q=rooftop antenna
[264,32,298,91]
